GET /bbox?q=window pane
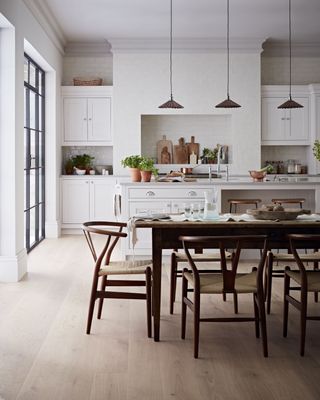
[30,130,36,168]
[24,59,29,83]
[24,171,27,210]
[30,170,36,208]
[29,208,36,246]
[29,63,36,87]
[39,96,43,131]
[39,71,44,95]
[29,92,36,130]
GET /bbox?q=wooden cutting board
[156,135,173,164]
[186,136,200,160]
[173,137,188,164]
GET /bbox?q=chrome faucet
[208,164,212,182]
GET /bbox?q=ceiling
[42,0,320,45]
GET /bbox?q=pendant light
[215,0,241,108]
[278,0,303,109]
[159,0,184,109]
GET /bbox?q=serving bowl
[249,170,267,181]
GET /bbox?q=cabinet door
[128,201,171,249]
[63,98,87,142]
[287,97,309,141]
[87,98,112,142]
[62,179,90,223]
[261,97,286,142]
[90,179,116,221]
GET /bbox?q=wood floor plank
[1,236,320,399]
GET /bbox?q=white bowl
[74,168,86,175]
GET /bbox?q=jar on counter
[294,163,302,174]
[287,159,296,174]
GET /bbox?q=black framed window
[24,53,45,252]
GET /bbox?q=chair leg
[300,290,308,357]
[283,270,290,338]
[223,292,227,302]
[97,276,107,319]
[146,267,152,338]
[233,292,238,314]
[266,253,273,314]
[193,290,200,359]
[170,253,177,314]
[253,293,260,338]
[181,272,188,340]
[257,290,268,357]
[314,261,319,303]
[86,275,99,334]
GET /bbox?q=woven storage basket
[73,77,103,86]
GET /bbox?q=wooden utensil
[186,136,200,161]
[173,137,188,164]
[247,208,310,220]
[156,135,173,164]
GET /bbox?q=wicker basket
[73,77,103,86]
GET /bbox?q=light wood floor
[1,236,320,400]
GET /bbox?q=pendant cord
[170,0,173,100]
[227,0,230,99]
[289,0,292,99]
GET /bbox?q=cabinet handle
[168,203,171,208]
[85,181,89,184]
[88,118,92,121]
[286,117,290,120]
[281,117,286,120]
[188,190,197,197]
[146,191,155,197]
[83,117,87,120]
[91,181,93,184]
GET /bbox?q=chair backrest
[180,235,268,292]
[288,234,320,289]
[82,221,127,272]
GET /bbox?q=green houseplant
[121,155,143,182]
[313,140,320,162]
[71,154,95,174]
[139,157,158,182]
[65,158,74,175]
[201,147,218,164]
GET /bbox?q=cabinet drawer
[128,187,206,199]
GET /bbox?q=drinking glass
[183,203,191,218]
[191,203,200,219]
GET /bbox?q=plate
[149,213,170,219]
[247,208,310,221]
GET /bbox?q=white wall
[113,51,262,175]
[0,0,63,282]
[262,56,320,85]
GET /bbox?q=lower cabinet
[61,177,116,227]
[124,186,208,253]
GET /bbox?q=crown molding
[64,41,112,57]
[23,0,66,55]
[262,40,320,57]
[109,37,266,54]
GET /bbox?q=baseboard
[45,221,60,238]
[0,248,27,282]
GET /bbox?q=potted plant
[71,154,95,174]
[201,147,218,164]
[313,140,320,163]
[121,155,143,182]
[65,158,74,175]
[139,157,158,182]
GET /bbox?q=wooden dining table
[134,218,320,341]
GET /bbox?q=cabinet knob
[188,190,197,197]
[83,117,87,120]
[146,191,155,197]
[88,118,92,121]
[281,117,286,120]
[85,181,89,184]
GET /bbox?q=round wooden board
[247,208,310,220]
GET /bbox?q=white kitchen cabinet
[261,86,310,145]
[123,186,210,253]
[61,177,116,227]
[62,86,113,145]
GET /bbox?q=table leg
[152,228,162,341]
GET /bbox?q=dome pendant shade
[215,0,241,109]
[278,96,303,109]
[277,0,303,109]
[159,96,184,109]
[158,0,184,109]
[215,95,241,108]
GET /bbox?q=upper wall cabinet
[61,86,113,146]
[261,85,310,145]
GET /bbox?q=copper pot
[180,167,193,174]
